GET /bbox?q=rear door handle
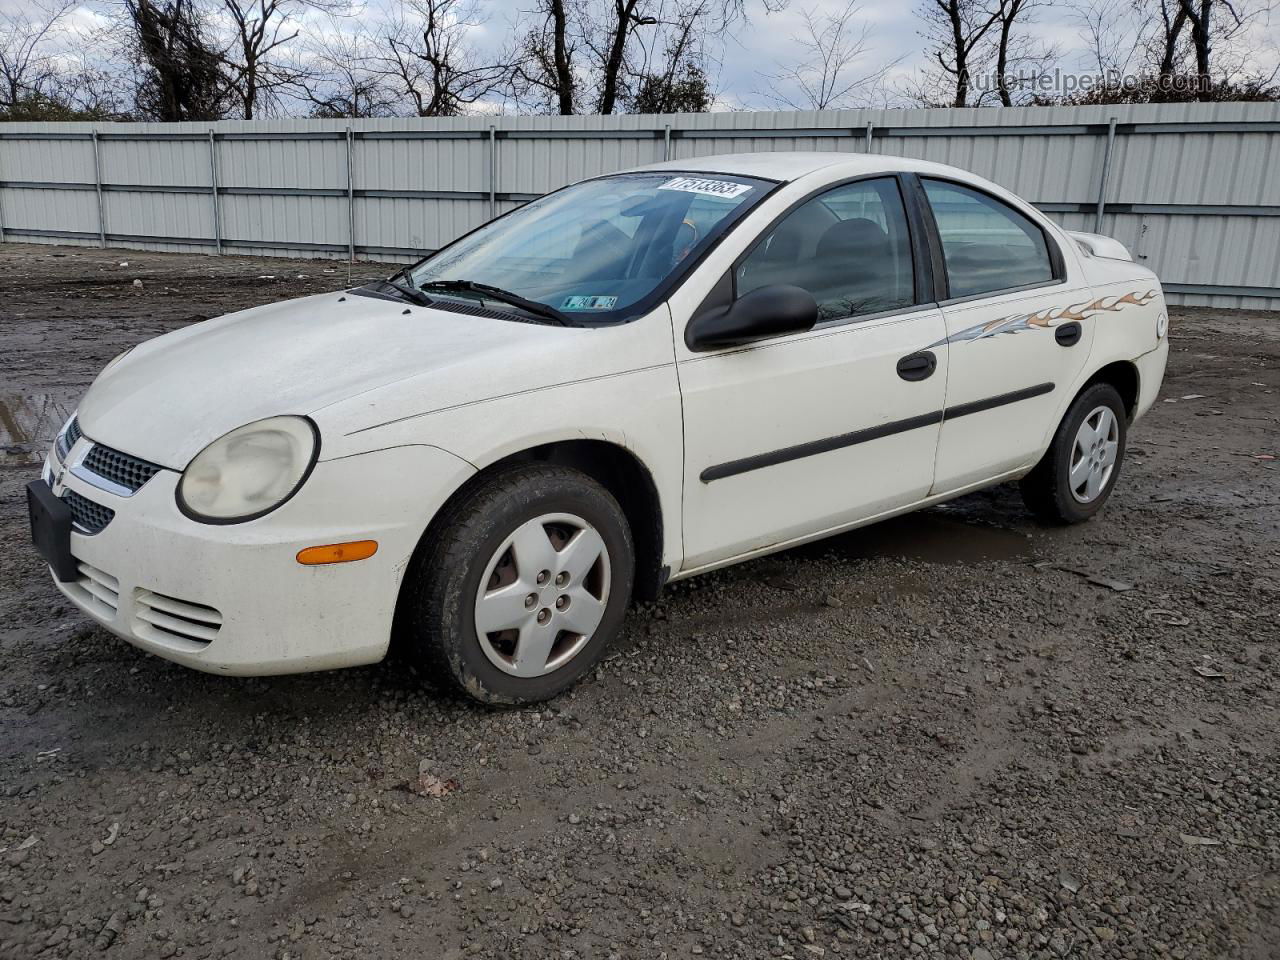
[1055,322,1083,347]
[896,350,937,382]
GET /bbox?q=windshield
[408,172,773,323]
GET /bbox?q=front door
[677,176,949,571]
[917,177,1095,492]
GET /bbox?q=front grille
[134,589,222,649]
[82,443,163,493]
[55,418,82,461]
[63,489,114,534]
[66,561,120,617]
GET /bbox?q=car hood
[75,291,598,468]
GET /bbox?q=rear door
[916,177,1094,492]
[676,175,949,571]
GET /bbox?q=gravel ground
[1,243,1278,960]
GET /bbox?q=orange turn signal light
[296,540,378,565]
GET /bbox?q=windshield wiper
[417,279,571,326]
[372,276,433,307]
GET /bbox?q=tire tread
[398,463,632,704]
[1020,382,1127,525]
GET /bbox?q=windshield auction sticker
[563,295,618,310]
[658,177,752,199]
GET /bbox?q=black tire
[397,463,634,705]
[1020,382,1128,524]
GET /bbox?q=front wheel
[398,464,634,705]
[1020,382,1128,524]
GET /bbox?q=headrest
[816,218,890,259]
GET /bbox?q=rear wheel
[1020,382,1127,524]
[399,464,634,704]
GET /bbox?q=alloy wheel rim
[1069,405,1119,504]
[473,512,611,678]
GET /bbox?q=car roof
[628,151,980,186]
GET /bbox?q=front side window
[409,172,771,323]
[921,178,1055,299]
[736,177,916,322]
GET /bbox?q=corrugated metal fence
[1,102,1278,308]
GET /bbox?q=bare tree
[1,5,133,119]
[759,1,898,109]
[1073,0,1141,76]
[1067,0,1184,93]
[511,0,581,114]
[125,0,233,120]
[1173,0,1269,97]
[1064,0,1277,103]
[511,0,746,114]
[1179,0,1212,90]
[916,0,1002,106]
[626,1,715,111]
[591,0,660,113]
[592,0,746,113]
[52,41,134,119]
[1156,0,1189,81]
[376,0,509,116]
[0,0,75,111]
[299,21,399,117]
[215,0,350,119]
[991,0,1059,105]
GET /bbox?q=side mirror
[687,284,819,351]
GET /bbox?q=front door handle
[1055,322,1083,347]
[897,350,937,382]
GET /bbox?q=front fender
[316,362,687,578]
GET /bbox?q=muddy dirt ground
[1,243,1277,960]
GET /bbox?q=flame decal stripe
[932,289,1157,348]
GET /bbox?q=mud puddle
[807,508,1036,566]
[0,390,77,465]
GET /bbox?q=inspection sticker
[658,177,751,199]
[562,295,618,310]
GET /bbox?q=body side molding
[699,382,1055,483]
[941,382,1055,420]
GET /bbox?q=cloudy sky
[8,0,1279,114]
[705,0,1278,108]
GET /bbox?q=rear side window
[922,179,1054,299]
[737,177,916,321]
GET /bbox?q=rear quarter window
[922,179,1055,299]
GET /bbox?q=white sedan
[29,152,1169,704]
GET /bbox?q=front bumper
[41,441,474,675]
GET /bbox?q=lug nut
[537,570,550,586]
[555,572,569,587]
[556,595,570,610]
[525,593,537,609]
[537,609,551,624]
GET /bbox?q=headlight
[178,416,319,523]
[53,411,79,464]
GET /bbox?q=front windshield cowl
[408,171,774,326]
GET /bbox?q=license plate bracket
[27,480,78,582]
